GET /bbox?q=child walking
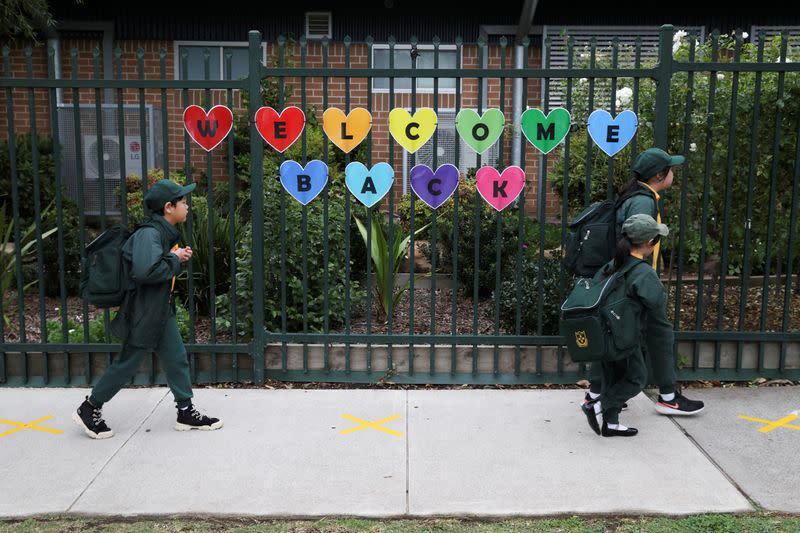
[73,179,223,439]
[582,214,674,437]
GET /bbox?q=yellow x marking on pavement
[340,414,403,437]
[738,414,800,433]
[0,415,64,439]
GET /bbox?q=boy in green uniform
[584,148,704,417]
[583,214,675,436]
[73,179,223,439]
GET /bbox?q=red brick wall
[1,38,563,221]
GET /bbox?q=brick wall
[1,38,563,221]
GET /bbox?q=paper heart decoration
[475,166,525,212]
[455,109,505,154]
[255,106,306,153]
[183,105,233,152]
[323,107,372,153]
[388,108,438,153]
[587,109,638,157]
[521,107,571,155]
[279,160,328,206]
[409,164,460,209]
[345,162,394,208]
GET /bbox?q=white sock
[588,392,601,400]
[593,401,602,415]
[607,423,628,431]
[660,392,676,402]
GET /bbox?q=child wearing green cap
[581,214,671,436]
[73,179,223,439]
[583,148,704,417]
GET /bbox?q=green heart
[521,108,571,155]
[456,109,505,154]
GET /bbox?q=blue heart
[345,162,394,208]
[587,110,638,157]
[280,160,328,205]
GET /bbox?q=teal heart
[456,109,505,154]
[521,108,571,155]
[345,162,394,208]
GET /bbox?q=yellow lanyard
[170,244,179,292]
[639,182,661,269]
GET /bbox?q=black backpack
[559,259,644,363]
[79,224,133,308]
[562,189,654,277]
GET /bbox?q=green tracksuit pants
[89,315,193,409]
[599,347,648,424]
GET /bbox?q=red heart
[183,105,234,152]
[255,106,306,153]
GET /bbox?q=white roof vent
[306,12,332,39]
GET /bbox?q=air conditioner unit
[59,104,162,216]
[82,135,151,181]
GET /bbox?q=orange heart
[323,107,372,153]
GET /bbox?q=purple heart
[409,164,460,210]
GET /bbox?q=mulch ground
[3,279,799,345]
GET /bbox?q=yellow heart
[323,107,372,153]
[389,108,438,154]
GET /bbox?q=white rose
[673,30,687,43]
[616,99,622,108]
[689,142,697,152]
[717,73,725,80]
[742,32,749,39]
[579,77,587,83]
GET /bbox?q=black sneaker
[72,396,114,439]
[581,398,602,436]
[655,391,705,416]
[175,404,223,431]
[601,421,638,437]
[583,392,627,411]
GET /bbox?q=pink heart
[475,166,525,211]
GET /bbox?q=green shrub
[495,253,565,336]
[0,133,84,297]
[550,32,800,275]
[216,171,366,338]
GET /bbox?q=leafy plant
[353,208,430,320]
[1,201,57,325]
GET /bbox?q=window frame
[371,43,462,94]
[173,40,267,81]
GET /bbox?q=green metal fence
[1,25,799,387]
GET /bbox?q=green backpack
[79,224,133,308]
[562,189,653,277]
[559,259,643,363]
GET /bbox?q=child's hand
[173,247,193,262]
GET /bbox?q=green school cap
[631,148,685,180]
[144,179,197,212]
[622,213,669,244]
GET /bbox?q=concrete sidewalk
[1,385,795,518]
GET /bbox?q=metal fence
[1,25,800,387]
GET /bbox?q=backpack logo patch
[575,331,589,348]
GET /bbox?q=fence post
[654,24,674,149]
[248,30,266,384]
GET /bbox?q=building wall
[1,37,562,221]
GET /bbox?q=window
[372,45,459,92]
[542,26,705,108]
[401,109,501,194]
[750,26,800,56]
[306,12,332,39]
[175,42,265,80]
